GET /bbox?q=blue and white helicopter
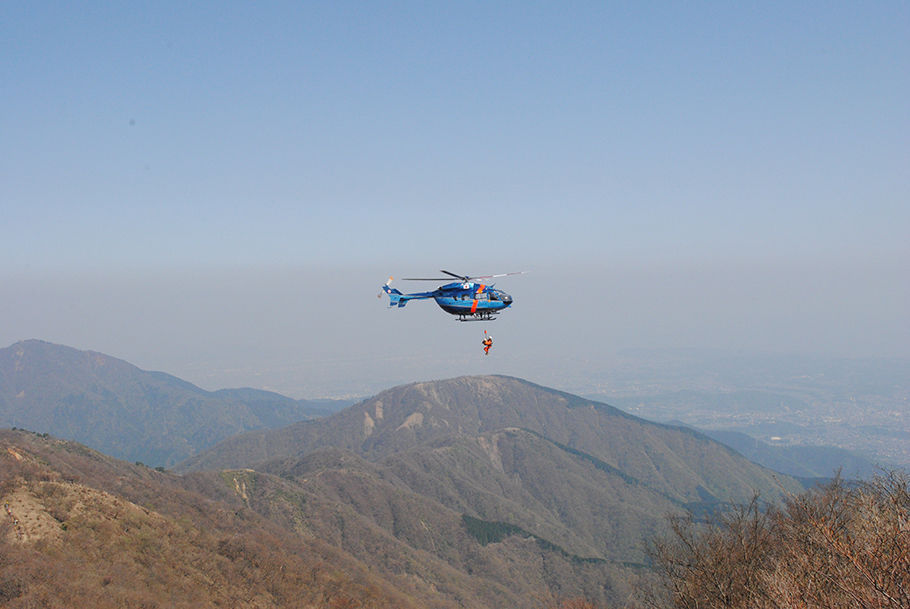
[381,270,524,321]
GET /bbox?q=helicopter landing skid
[456,312,499,322]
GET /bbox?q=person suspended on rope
[482,331,493,355]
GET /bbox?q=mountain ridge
[180,375,797,506]
[0,339,347,466]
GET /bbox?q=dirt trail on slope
[3,486,63,544]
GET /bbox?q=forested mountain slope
[0,340,337,466]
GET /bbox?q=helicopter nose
[502,293,513,304]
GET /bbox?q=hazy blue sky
[2,2,908,396]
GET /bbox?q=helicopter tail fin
[382,282,409,308]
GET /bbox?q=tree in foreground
[645,471,910,609]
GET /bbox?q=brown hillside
[0,429,420,609]
[226,446,641,608]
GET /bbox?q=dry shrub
[645,471,910,609]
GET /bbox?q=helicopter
[381,270,524,321]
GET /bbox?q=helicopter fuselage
[432,282,513,319]
[383,281,513,321]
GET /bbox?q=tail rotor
[377,276,393,299]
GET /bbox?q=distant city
[576,350,910,471]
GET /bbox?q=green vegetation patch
[461,515,606,564]
[461,514,526,545]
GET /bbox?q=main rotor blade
[440,270,469,281]
[402,270,527,281]
[469,271,528,279]
[402,277,453,281]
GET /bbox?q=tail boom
[381,282,435,308]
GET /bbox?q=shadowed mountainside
[0,340,347,466]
